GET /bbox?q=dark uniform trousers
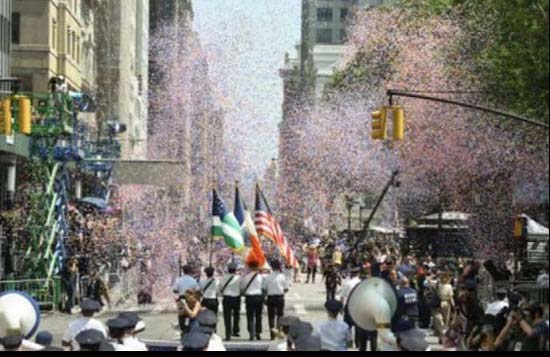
[222,296,241,338]
[245,295,264,339]
[202,298,219,332]
[266,295,285,339]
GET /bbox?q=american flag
[254,185,298,268]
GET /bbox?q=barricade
[0,277,62,310]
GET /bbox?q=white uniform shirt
[339,277,361,306]
[62,317,108,344]
[218,274,241,297]
[262,272,289,296]
[207,333,226,351]
[113,337,148,351]
[200,278,219,299]
[240,272,264,296]
[313,319,352,351]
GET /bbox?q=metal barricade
[492,281,549,305]
[0,277,62,310]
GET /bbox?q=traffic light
[371,107,387,140]
[514,216,525,240]
[392,105,405,141]
[18,96,32,135]
[1,99,12,135]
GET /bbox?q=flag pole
[209,188,215,267]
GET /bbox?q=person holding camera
[516,304,549,351]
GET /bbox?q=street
[39,273,447,351]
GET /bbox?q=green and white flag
[212,189,244,251]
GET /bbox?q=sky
[193,0,302,182]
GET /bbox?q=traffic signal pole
[387,90,549,129]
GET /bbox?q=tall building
[95,0,149,160]
[278,0,393,234]
[0,0,11,98]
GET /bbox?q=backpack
[425,282,441,309]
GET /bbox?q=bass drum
[0,291,41,339]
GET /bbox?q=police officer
[397,277,419,327]
[62,299,107,349]
[263,260,290,340]
[74,329,113,352]
[240,261,264,341]
[218,262,242,341]
[196,310,226,351]
[200,266,220,317]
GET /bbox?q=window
[11,13,20,44]
[52,19,57,50]
[341,8,349,22]
[317,8,333,22]
[316,28,333,44]
[67,26,71,54]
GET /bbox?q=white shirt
[200,278,219,299]
[339,277,361,306]
[218,274,242,297]
[62,317,108,344]
[113,337,148,351]
[262,272,289,296]
[240,272,264,296]
[485,299,509,316]
[207,333,226,351]
[313,319,352,351]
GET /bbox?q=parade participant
[323,263,342,302]
[115,312,149,351]
[181,330,211,352]
[393,320,430,351]
[62,299,107,349]
[305,245,319,284]
[74,329,110,352]
[263,259,290,340]
[268,315,300,351]
[218,262,242,341]
[240,260,264,341]
[397,277,419,327]
[195,309,226,351]
[313,299,353,351]
[173,264,200,296]
[35,331,53,348]
[200,266,219,317]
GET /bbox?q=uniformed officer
[200,266,220,318]
[181,330,211,352]
[218,262,242,341]
[116,312,149,351]
[0,334,24,352]
[240,261,264,341]
[263,259,290,340]
[62,299,107,349]
[397,277,419,327]
[74,329,113,351]
[196,310,226,351]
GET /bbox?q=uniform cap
[228,263,238,271]
[324,299,343,313]
[106,317,133,330]
[182,331,211,351]
[197,309,218,328]
[75,329,106,347]
[35,331,53,346]
[118,312,141,328]
[80,298,101,312]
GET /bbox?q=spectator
[537,268,549,288]
[517,304,549,351]
[305,246,318,284]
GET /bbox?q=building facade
[0,0,11,98]
[95,0,149,160]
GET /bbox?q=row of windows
[317,7,349,23]
[11,12,81,64]
[316,28,347,44]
